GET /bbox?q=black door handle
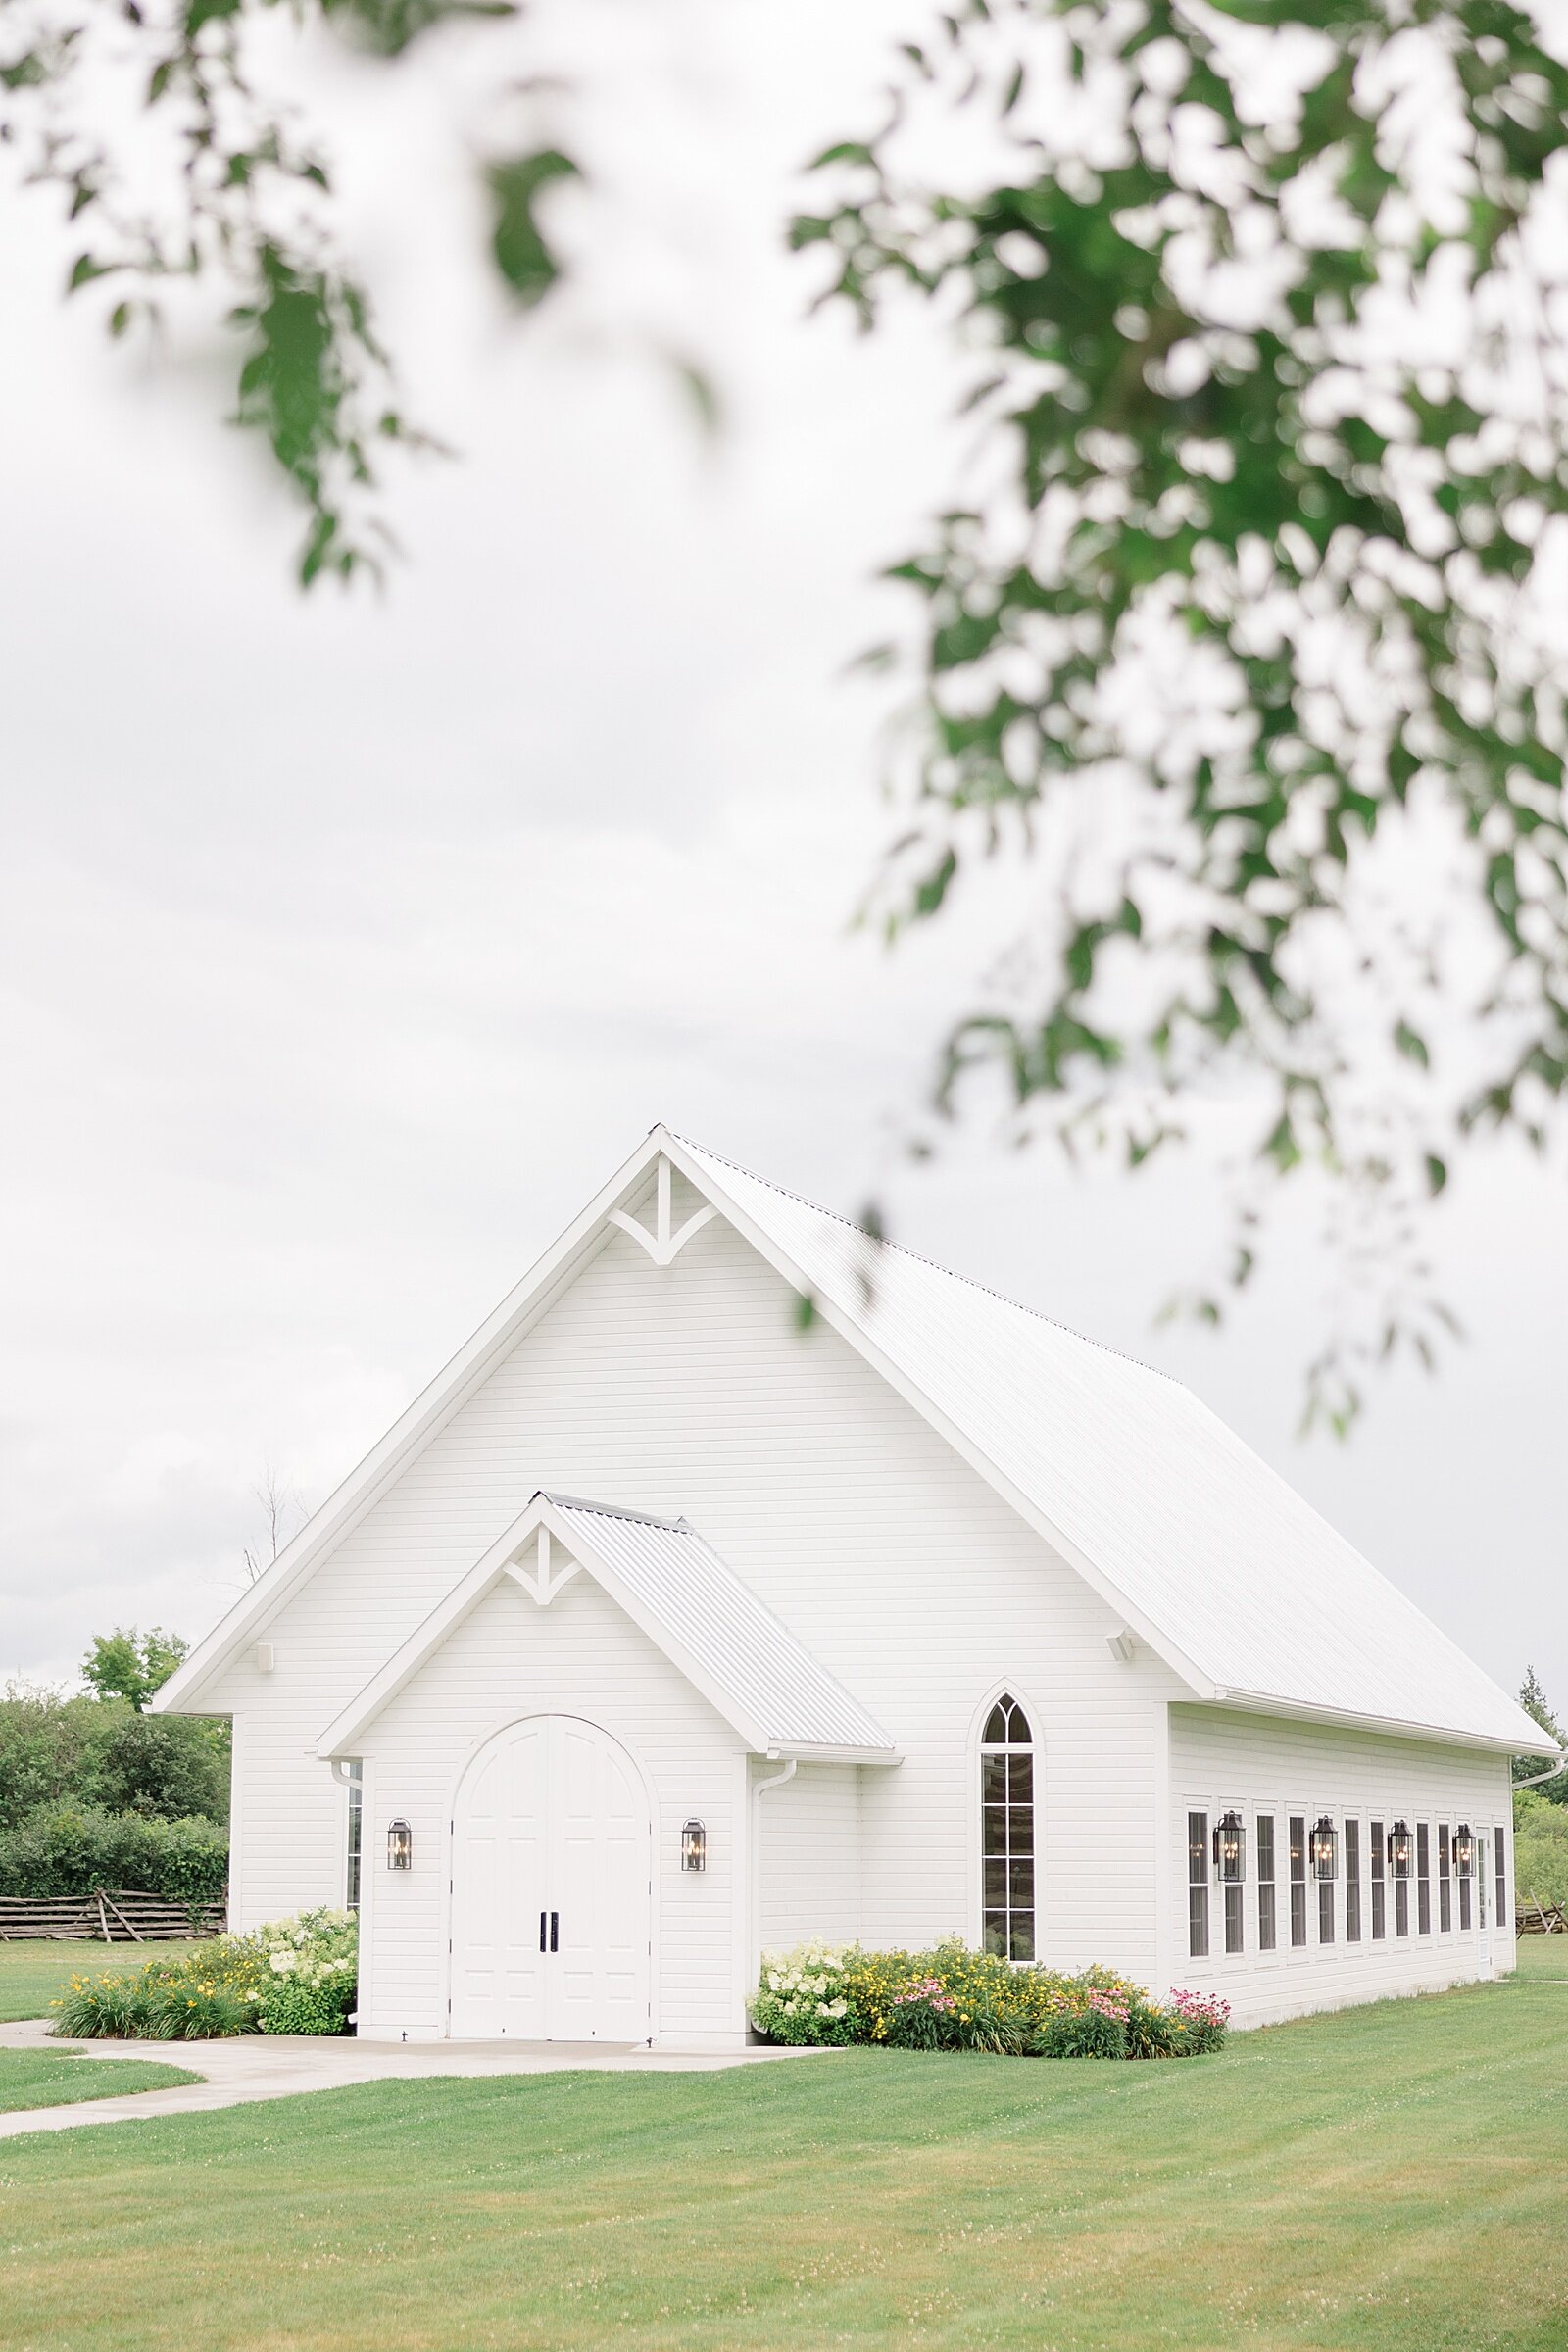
[539,1910,546,1953]
[550,1910,559,1952]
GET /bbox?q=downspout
[1513,1753,1568,1793]
[749,1758,798,2030]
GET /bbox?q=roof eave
[1200,1686,1557,1757]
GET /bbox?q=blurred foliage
[0,0,531,581]
[1514,1790,1568,1910]
[797,1,1568,1426]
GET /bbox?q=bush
[0,1799,227,1904]
[50,1907,357,2040]
[253,1907,358,2036]
[751,1938,1230,2062]
[0,1683,229,1835]
[1515,1791,1568,1913]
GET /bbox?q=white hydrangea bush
[250,1905,359,2034]
[749,1939,855,2046]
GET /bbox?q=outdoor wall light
[1309,1816,1339,1882]
[1387,1820,1412,1880]
[1213,1811,1246,1884]
[1453,1823,1475,1880]
[387,1818,413,1871]
[680,1819,707,1874]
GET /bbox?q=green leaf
[1394,1021,1429,1068]
[486,149,581,309]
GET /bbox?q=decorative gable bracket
[505,1526,581,1608]
[607,1155,716,1267]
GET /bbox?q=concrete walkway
[0,2016,824,2139]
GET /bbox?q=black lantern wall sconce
[1212,1810,1246,1884]
[680,1819,707,1874]
[1387,1820,1412,1880]
[1453,1822,1475,1880]
[387,1818,413,1871]
[1309,1816,1338,1881]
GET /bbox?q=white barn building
[157,1128,1555,2042]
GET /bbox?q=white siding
[1169,1704,1515,2028]
[757,1763,862,1955]
[216,1211,1183,2011]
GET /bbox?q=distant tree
[80,1627,189,1713]
[0,1670,229,1835]
[1514,1665,1568,1804]
[241,1463,304,1586]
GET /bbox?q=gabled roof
[157,1122,1555,1759]
[316,1492,899,1764]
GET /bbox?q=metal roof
[542,1495,898,1759]
[671,1135,1551,1756]
[316,1488,899,1763]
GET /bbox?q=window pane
[1495,1829,1507,1933]
[1258,1883,1276,1952]
[1318,1881,1335,1944]
[1189,1813,1208,1886]
[1009,1806,1034,1856]
[1370,1821,1384,1882]
[1289,1817,1305,1883]
[1005,1698,1032,1742]
[1007,1753,1033,1804]
[1256,1815,1275,1884]
[1009,1915,1035,1962]
[984,1913,1007,1955]
[1290,1883,1307,1948]
[1396,1881,1409,1936]
[983,1805,1007,1855]
[982,1756,1008,1806]
[1459,1877,1471,1930]
[1372,1882,1386,1939]
[1440,1878,1451,1932]
[1008,1857,1035,1908]
[1225,1883,1244,1954]
[983,1702,1009,1744]
[984,1858,1006,1906]
[1189,1886,1209,1958]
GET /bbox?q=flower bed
[50,1906,357,2039]
[751,1939,1228,2060]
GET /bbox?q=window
[1495,1828,1507,1940]
[1396,1875,1409,1937]
[1417,1824,1431,1935]
[344,1760,364,1912]
[1459,1856,1472,1932]
[1289,1815,1306,1948]
[981,1695,1035,1960]
[1256,1815,1276,1952]
[1371,1819,1386,1940]
[1189,1812,1209,1959]
[1224,1877,1244,1955]
[1345,1819,1361,1942]
[1439,1823,1451,1933]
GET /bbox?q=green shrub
[252,1907,358,2036]
[0,1800,227,1903]
[0,1682,229,1836]
[50,1908,357,2040]
[1515,1791,1568,1913]
[752,1938,1229,2061]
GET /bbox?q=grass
[0,1939,211,2025]
[0,2047,199,2114]
[1,1947,1565,2352]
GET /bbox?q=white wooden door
[451,1715,651,2042]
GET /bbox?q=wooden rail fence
[0,1890,225,1942]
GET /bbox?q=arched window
[981,1693,1035,1961]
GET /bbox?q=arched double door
[450,1714,652,2041]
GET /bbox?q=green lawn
[0,2046,199,2113]
[2,1948,1565,2352]
[0,1938,211,2024]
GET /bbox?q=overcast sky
[1,0,1563,1717]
